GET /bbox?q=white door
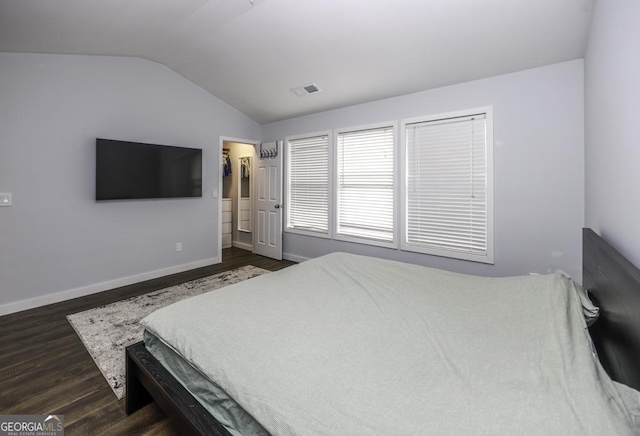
[253,141,283,260]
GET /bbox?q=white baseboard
[283,252,310,263]
[232,241,253,251]
[0,256,221,317]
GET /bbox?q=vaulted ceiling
[0,0,594,123]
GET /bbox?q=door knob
[274,204,282,209]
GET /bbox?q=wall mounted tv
[96,138,202,201]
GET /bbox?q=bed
[125,228,640,435]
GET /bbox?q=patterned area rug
[67,265,269,399]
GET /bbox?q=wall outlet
[0,193,12,207]
[176,242,183,252]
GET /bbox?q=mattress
[143,330,268,436]
[141,252,640,435]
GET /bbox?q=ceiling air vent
[291,83,321,97]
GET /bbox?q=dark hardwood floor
[0,248,295,435]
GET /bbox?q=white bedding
[141,252,640,435]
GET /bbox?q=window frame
[400,107,494,264]
[333,121,399,249]
[284,130,333,239]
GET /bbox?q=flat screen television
[96,138,202,201]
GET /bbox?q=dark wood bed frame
[125,342,231,435]
[125,228,640,435]
[583,228,640,391]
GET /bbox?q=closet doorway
[220,138,256,257]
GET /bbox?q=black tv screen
[96,138,202,200]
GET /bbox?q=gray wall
[0,53,261,312]
[584,0,640,268]
[263,60,585,279]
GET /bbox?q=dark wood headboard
[583,228,640,391]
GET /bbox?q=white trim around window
[284,131,333,239]
[400,107,494,264]
[333,121,398,249]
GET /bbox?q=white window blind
[336,126,395,243]
[404,113,491,262]
[286,134,329,234]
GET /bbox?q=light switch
[0,193,11,207]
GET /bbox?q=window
[336,124,396,246]
[402,109,493,263]
[285,133,330,236]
